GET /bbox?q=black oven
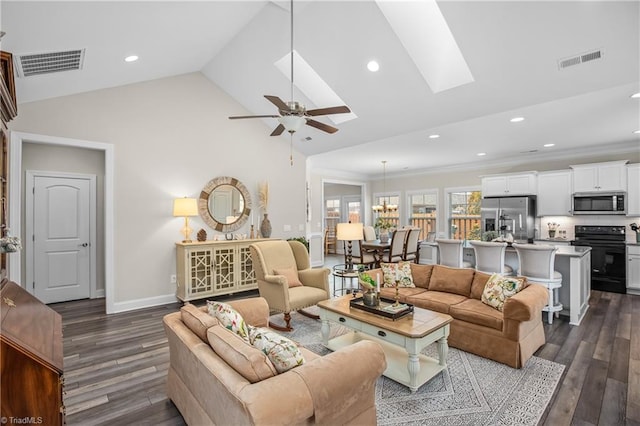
[572,225,626,294]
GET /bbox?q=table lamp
[336,222,364,270]
[173,197,198,242]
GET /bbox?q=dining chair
[379,229,408,263]
[402,228,421,263]
[512,243,563,324]
[324,228,337,255]
[363,225,377,242]
[342,240,376,269]
[469,241,513,275]
[435,239,473,268]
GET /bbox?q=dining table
[362,239,391,267]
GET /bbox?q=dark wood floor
[50,268,640,425]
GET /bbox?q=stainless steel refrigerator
[481,196,536,243]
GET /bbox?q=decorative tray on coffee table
[349,297,414,320]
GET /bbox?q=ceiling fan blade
[264,95,290,111]
[306,119,339,134]
[229,114,279,120]
[270,124,285,136]
[306,105,351,116]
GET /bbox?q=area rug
[282,311,564,426]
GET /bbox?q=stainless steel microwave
[572,192,626,215]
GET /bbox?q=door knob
[79,243,89,247]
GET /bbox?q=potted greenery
[374,217,393,243]
[287,236,309,251]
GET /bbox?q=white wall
[9,72,308,310]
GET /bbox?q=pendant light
[372,161,398,213]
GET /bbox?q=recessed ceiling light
[428,134,440,139]
[477,152,486,156]
[124,55,139,63]
[634,130,640,134]
[510,117,525,123]
[367,60,380,72]
[543,143,555,147]
[631,92,640,98]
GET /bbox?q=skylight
[376,0,474,93]
[274,50,357,125]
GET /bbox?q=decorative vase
[260,213,272,238]
[379,231,389,243]
[363,288,377,307]
[548,230,556,239]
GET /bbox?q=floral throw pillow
[380,261,415,288]
[481,273,526,312]
[249,326,305,373]
[206,301,250,342]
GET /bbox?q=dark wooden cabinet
[1,280,64,425]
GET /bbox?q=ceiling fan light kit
[228,0,351,138]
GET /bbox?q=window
[407,191,437,239]
[447,190,481,240]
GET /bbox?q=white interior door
[29,173,95,304]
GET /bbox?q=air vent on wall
[15,49,85,77]
[558,49,603,70]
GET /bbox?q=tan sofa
[163,297,386,425]
[372,263,549,368]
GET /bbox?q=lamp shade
[336,223,364,241]
[173,198,198,217]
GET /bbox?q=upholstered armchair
[249,240,330,331]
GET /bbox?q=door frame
[25,170,98,299]
[321,179,368,256]
[10,131,115,312]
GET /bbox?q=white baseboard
[93,289,106,298]
[112,293,179,313]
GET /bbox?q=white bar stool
[469,241,513,275]
[512,243,563,324]
[435,239,473,268]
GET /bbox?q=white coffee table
[317,295,453,393]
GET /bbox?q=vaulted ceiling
[2,1,639,177]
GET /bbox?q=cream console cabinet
[481,172,537,197]
[570,160,628,193]
[176,239,270,301]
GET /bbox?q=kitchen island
[459,244,592,326]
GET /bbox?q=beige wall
[10,72,307,308]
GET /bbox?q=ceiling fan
[229,0,351,137]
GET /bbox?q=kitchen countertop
[424,240,591,257]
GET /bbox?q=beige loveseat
[371,263,549,368]
[163,297,386,425]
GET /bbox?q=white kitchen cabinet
[627,164,640,216]
[628,245,640,294]
[571,160,628,192]
[481,172,537,197]
[176,239,270,301]
[537,170,572,216]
